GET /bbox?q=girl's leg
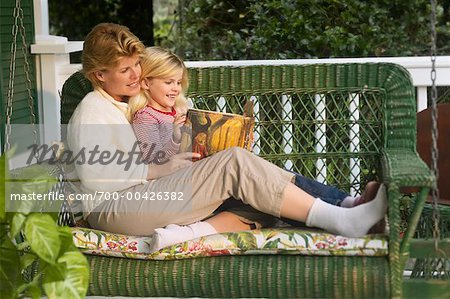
[280,182,387,237]
[291,172,381,207]
[291,172,349,206]
[150,174,383,251]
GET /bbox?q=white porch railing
[53,55,450,114]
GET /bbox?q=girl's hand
[172,114,186,143]
[146,152,201,180]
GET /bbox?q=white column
[217,96,226,112]
[315,94,327,183]
[33,0,49,36]
[251,96,260,155]
[31,36,83,145]
[349,93,360,196]
[417,86,428,112]
[282,95,293,170]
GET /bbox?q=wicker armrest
[381,149,434,189]
[381,149,434,230]
[381,149,436,266]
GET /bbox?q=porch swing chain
[5,0,38,153]
[430,0,441,251]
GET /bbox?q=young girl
[130,47,229,250]
[130,47,189,164]
[130,47,274,250]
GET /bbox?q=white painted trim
[349,94,361,196]
[251,96,260,155]
[282,95,293,170]
[30,35,83,148]
[315,94,327,183]
[31,35,83,54]
[31,41,83,54]
[417,87,428,112]
[33,0,49,36]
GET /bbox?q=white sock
[340,196,359,208]
[150,222,217,252]
[306,184,387,237]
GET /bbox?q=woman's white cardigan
[67,88,148,214]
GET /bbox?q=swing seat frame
[58,62,436,298]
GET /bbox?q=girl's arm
[133,110,180,163]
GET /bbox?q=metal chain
[18,1,38,142]
[430,0,441,250]
[5,0,20,151]
[5,0,39,157]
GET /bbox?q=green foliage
[154,0,179,46]
[48,0,450,60]
[48,0,154,47]
[0,152,89,299]
[169,0,450,60]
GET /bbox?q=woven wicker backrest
[186,63,415,194]
[61,71,93,125]
[60,63,415,194]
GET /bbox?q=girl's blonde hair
[82,23,145,88]
[129,47,189,117]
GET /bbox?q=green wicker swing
[59,61,448,299]
[4,0,449,298]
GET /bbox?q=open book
[179,104,255,160]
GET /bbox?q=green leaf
[17,240,30,251]
[20,174,58,196]
[57,226,77,254]
[23,214,61,264]
[11,164,58,194]
[25,283,42,299]
[0,235,21,298]
[20,252,38,270]
[43,250,89,299]
[7,163,59,215]
[10,213,26,239]
[16,280,42,299]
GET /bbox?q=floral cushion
[72,227,388,260]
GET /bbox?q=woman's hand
[146,152,201,180]
[172,113,186,143]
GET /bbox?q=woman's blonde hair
[129,47,189,117]
[82,23,145,88]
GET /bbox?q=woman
[67,23,386,244]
